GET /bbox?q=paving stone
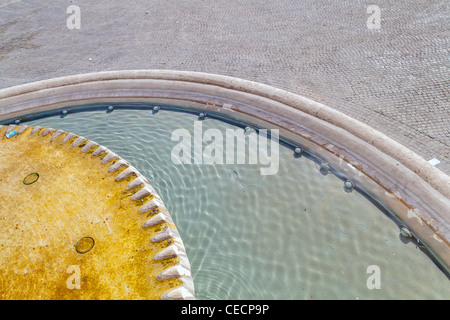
[0,0,448,173]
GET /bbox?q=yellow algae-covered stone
[0,125,191,300]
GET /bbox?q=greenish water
[22,106,450,299]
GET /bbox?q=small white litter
[428,158,440,166]
[6,130,17,139]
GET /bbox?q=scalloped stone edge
[1,124,195,300]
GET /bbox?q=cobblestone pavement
[1,0,448,173]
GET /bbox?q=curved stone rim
[0,69,448,272]
[0,123,195,300]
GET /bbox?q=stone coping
[0,70,448,272]
[0,124,194,300]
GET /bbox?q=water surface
[24,107,450,299]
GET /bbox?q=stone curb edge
[0,70,448,272]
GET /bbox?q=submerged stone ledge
[0,124,194,300]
